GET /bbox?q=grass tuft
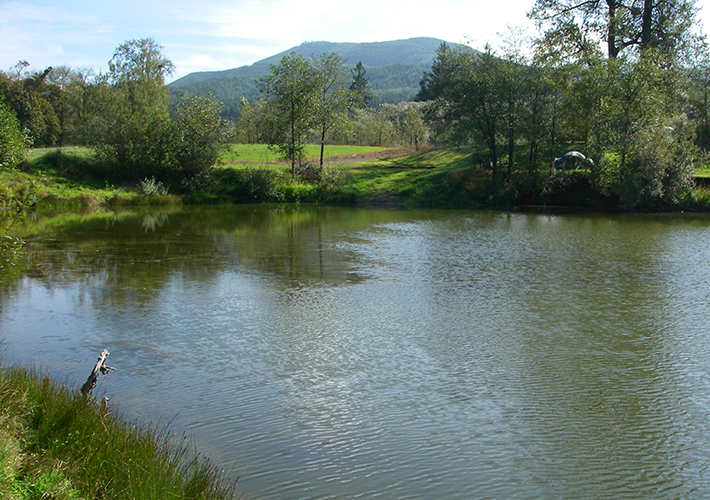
[0,362,237,500]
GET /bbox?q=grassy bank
[0,360,236,500]
[3,144,710,211]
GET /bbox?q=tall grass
[0,362,237,500]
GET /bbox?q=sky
[2,0,710,83]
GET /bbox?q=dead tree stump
[80,349,115,396]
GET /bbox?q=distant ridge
[170,37,447,88]
[169,37,454,118]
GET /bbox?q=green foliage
[0,362,237,500]
[350,61,372,108]
[0,103,30,169]
[257,52,323,177]
[418,44,527,180]
[0,63,60,147]
[82,39,226,186]
[529,0,699,61]
[210,167,282,202]
[138,176,169,195]
[169,92,228,184]
[580,57,697,209]
[86,39,174,181]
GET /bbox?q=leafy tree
[234,97,272,144]
[0,63,60,146]
[83,38,226,186]
[685,43,710,150]
[257,52,320,178]
[87,38,174,181]
[0,102,33,272]
[528,0,699,61]
[169,92,227,185]
[314,53,354,167]
[586,56,696,208]
[419,44,517,180]
[0,102,30,169]
[108,38,175,84]
[44,65,94,145]
[376,102,427,149]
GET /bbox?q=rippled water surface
[3,206,710,499]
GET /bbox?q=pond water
[2,205,710,499]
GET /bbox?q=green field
[218,144,392,165]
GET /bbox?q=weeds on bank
[0,362,237,500]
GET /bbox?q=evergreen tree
[349,61,372,108]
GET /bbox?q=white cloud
[183,0,536,56]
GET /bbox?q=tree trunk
[641,0,654,53]
[81,349,114,396]
[607,0,619,59]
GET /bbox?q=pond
[2,205,710,499]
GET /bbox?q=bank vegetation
[0,358,237,500]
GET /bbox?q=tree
[108,38,175,84]
[234,97,271,144]
[349,61,372,109]
[84,38,226,186]
[0,102,33,272]
[418,44,516,180]
[314,53,353,167]
[0,63,60,146]
[87,38,174,181]
[0,102,30,169]
[585,56,696,208]
[169,92,227,185]
[43,65,95,145]
[686,43,710,150]
[529,0,698,61]
[376,102,427,149]
[257,52,320,178]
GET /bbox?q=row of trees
[3,0,710,209]
[414,0,707,209]
[236,54,427,178]
[1,39,226,186]
[245,52,377,178]
[1,42,425,184]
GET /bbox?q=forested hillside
[169,37,450,118]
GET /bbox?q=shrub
[138,176,169,196]
[0,103,31,170]
[212,168,282,202]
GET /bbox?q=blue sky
[1,0,709,82]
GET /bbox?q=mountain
[168,37,450,119]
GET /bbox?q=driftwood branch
[80,349,115,396]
